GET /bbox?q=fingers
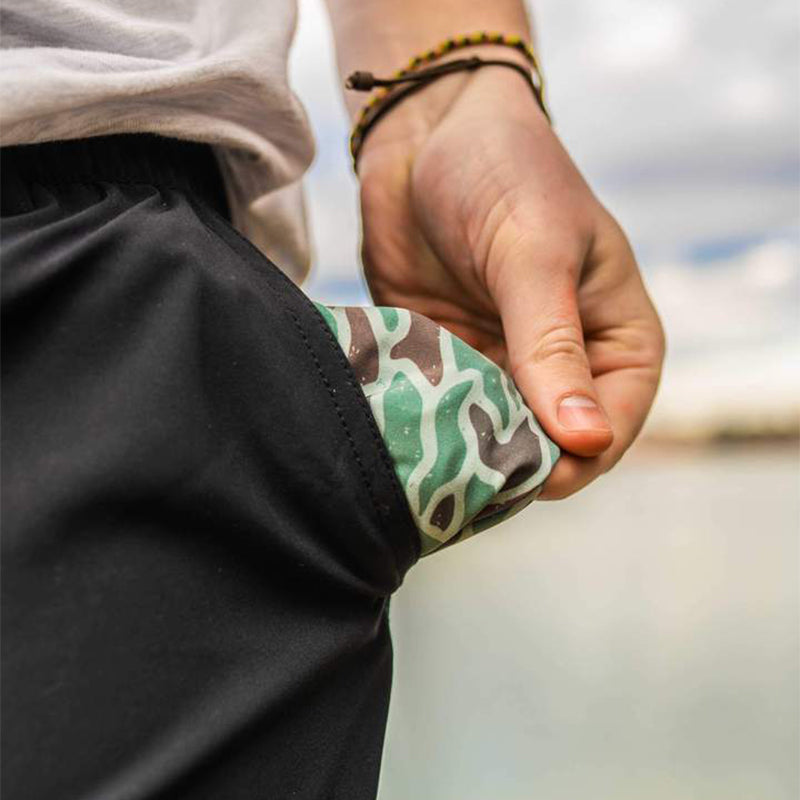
[537,261,665,499]
[494,219,665,498]
[495,244,614,460]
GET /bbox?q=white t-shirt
[0,0,316,283]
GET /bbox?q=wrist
[356,46,547,175]
[328,0,534,114]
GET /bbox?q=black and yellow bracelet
[346,32,550,170]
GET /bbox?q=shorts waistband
[1,134,229,218]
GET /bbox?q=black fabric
[1,134,419,800]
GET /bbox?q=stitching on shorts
[286,306,382,518]
[200,205,413,533]
[190,202,403,536]
[307,306,417,531]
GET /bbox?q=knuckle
[600,208,632,246]
[633,322,667,368]
[652,318,667,363]
[598,210,640,268]
[520,322,588,369]
[636,314,667,372]
[606,216,631,246]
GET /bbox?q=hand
[356,60,665,499]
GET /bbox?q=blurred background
[289,1,799,797]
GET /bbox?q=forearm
[323,0,534,119]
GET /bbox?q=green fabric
[452,335,510,427]
[418,380,471,515]
[314,303,559,555]
[382,372,424,491]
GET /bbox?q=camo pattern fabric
[315,303,560,556]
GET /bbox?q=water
[379,447,799,800]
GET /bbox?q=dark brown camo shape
[468,404,542,490]
[389,312,444,386]
[344,307,379,385]
[430,494,456,531]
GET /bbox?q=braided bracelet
[345,32,550,170]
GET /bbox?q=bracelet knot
[345,71,377,91]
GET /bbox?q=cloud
[531,0,799,262]
[647,238,798,353]
[590,2,691,71]
[644,236,799,432]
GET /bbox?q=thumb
[497,263,613,458]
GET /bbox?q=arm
[323,0,665,499]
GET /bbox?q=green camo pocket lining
[316,304,560,556]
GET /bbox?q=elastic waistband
[1,135,229,218]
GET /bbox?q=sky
[288,0,800,434]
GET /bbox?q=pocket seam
[190,199,421,568]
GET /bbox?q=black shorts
[1,135,419,799]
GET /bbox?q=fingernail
[557,395,611,432]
